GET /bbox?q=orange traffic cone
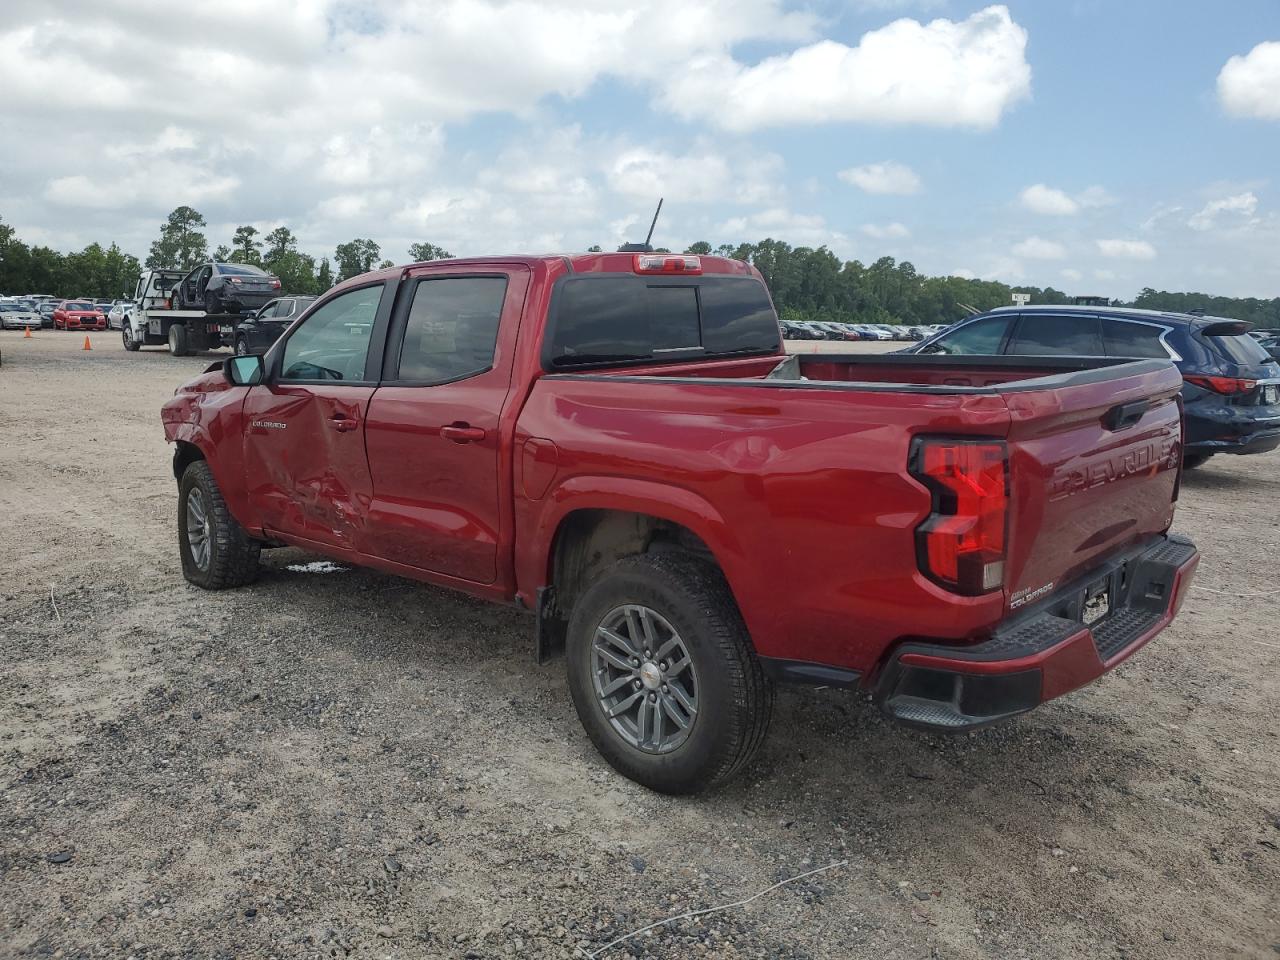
[82,336,92,351]
[24,326,32,338]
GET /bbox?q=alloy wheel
[592,604,698,754]
[185,489,212,571]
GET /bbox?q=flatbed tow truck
[122,269,247,357]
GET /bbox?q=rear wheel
[565,552,773,794]
[168,323,189,356]
[178,460,260,589]
[1183,452,1213,470]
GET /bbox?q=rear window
[1204,331,1271,365]
[218,264,266,276]
[1101,319,1171,359]
[546,275,779,368]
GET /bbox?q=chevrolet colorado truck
[161,252,1200,794]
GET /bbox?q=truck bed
[520,352,1185,677]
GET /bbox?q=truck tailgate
[1001,362,1184,610]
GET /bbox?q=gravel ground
[1,330,1277,960]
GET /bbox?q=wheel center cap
[639,661,662,690]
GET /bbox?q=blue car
[907,305,1280,468]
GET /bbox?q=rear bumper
[1186,405,1280,455]
[872,534,1199,732]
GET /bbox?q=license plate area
[1263,384,1279,405]
[1081,576,1112,625]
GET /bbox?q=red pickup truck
[162,252,1199,794]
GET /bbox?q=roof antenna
[618,198,663,253]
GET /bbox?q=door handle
[328,413,359,432]
[440,423,486,444]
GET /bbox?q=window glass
[1102,319,1170,358]
[1204,331,1270,364]
[273,300,292,318]
[921,315,1011,356]
[281,284,384,381]
[649,286,700,351]
[1009,314,1104,356]
[397,277,507,382]
[217,264,266,276]
[548,275,780,367]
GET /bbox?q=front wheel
[178,460,260,589]
[122,325,140,351]
[565,552,773,795]
[234,335,249,356]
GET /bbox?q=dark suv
[907,306,1280,468]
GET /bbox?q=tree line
[2,206,1276,330]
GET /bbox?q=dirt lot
[2,330,1277,960]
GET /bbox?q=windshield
[66,301,94,310]
[0,303,20,312]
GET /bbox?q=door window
[280,284,384,381]
[1009,314,1104,355]
[1101,319,1172,359]
[273,299,293,318]
[395,277,507,383]
[921,315,1011,355]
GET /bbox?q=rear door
[1006,313,1105,356]
[362,264,529,583]
[241,281,393,550]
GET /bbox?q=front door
[363,266,529,583]
[242,282,388,551]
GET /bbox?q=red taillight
[633,254,701,275]
[1184,375,1257,395]
[271,279,281,289]
[910,439,1008,595]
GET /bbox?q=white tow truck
[121,269,245,356]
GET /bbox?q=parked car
[906,305,1280,468]
[0,301,43,330]
[234,296,317,355]
[162,252,1198,794]
[107,301,133,330]
[1258,335,1280,362]
[36,301,57,328]
[52,300,107,331]
[172,262,281,315]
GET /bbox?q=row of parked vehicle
[0,295,135,331]
[780,320,944,342]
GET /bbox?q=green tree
[586,244,602,253]
[213,244,232,262]
[334,239,381,281]
[263,227,297,263]
[408,241,452,262]
[146,206,208,269]
[684,241,712,255]
[230,225,263,265]
[316,257,333,291]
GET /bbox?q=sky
[1,0,1278,300]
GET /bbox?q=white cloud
[716,208,848,249]
[839,162,922,195]
[1061,268,1083,282]
[1188,192,1259,231]
[1076,185,1116,208]
[1019,184,1079,216]
[1218,41,1280,120]
[1096,238,1156,261]
[861,222,911,239]
[662,5,1031,131]
[1012,236,1066,260]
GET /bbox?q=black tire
[178,460,260,589]
[204,291,222,315]
[122,324,140,352]
[565,552,773,795]
[1183,452,1213,470]
[234,335,248,356]
[168,323,189,356]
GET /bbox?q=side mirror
[224,354,264,386]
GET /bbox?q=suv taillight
[1184,375,1257,395]
[910,438,1009,595]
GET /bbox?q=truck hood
[174,366,233,396]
